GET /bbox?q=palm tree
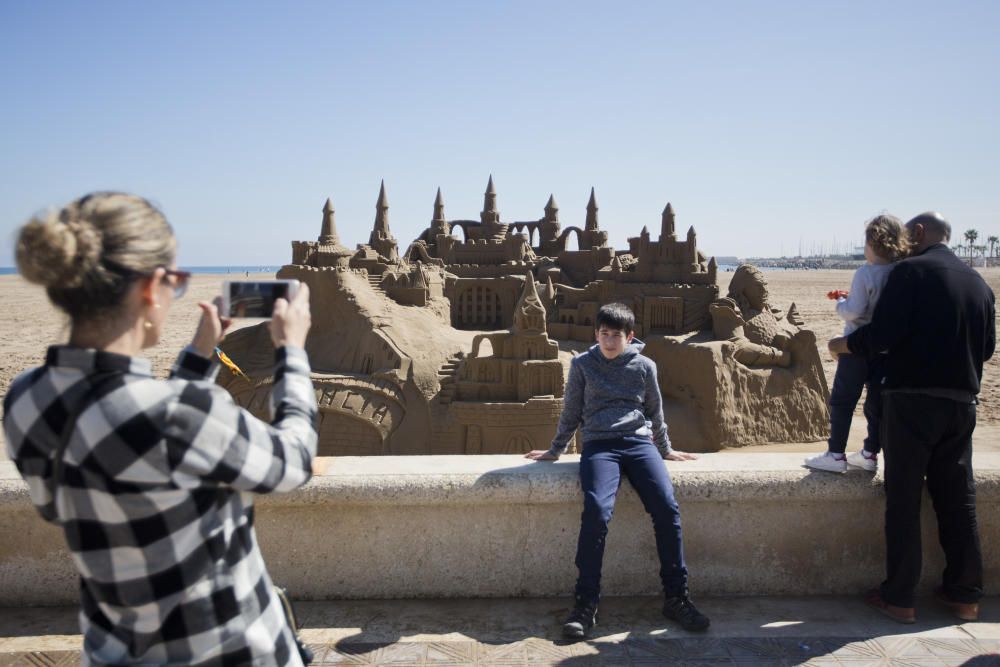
[964,229,979,261]
[988,235,998,258]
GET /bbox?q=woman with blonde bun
[3,192,317,666]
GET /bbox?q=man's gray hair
[906,211,951,242]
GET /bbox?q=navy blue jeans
[574,437,688,604]
[828,352,886,454]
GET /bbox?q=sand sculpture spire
[661,203,676,239]
[365,181,399,261]
[433,187,446,222]
[319,197,340,244]
[513,272,546,335]
[430,187,450,238]
[585,187,599,231]
[544,194,559,222]
[373,180,390,238]
[481,175,500,224]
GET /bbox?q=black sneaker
[562,597,598,639]
[663,595,710,631]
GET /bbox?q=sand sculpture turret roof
[484,175,498,212]
[313,196,353,260]
[372,180,391,238]
[545,194,558,214]
[585,187,599,231]
[433,187,446,222]
[319,197,342,245]
[661,202,676,239]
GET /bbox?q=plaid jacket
[3,344,317,666]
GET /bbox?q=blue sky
[2,1,998,265]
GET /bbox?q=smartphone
[221,280,300,318]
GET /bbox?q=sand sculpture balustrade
[218,177,831,454]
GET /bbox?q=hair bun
[16,212,103,289]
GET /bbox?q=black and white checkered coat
[3,344,317,666]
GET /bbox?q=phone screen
[227,282,292,318]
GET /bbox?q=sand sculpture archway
[559,227,584,251]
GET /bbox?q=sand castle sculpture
[218,178,830,454]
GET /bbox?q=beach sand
[2,268,998,458]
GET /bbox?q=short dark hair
[596,302,635,333]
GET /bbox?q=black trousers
[880,392,982,607]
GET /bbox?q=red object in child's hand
[826,290,849,300]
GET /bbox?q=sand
[2,268,999,458]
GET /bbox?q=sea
[1,264,803,276]
[0,266,282,276]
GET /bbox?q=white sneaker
[804,452,847,473]
[846,450,878,472]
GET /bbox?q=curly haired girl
[805,214,910,473]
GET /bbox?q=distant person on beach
[828,211,995,624]
[3,192,317,665]
[805,214,909,473]
[525,302,708,639]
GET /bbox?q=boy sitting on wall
[525,302,709,639]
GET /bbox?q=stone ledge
[1,454,998,604]
[4,454,1000,505]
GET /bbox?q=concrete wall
[1,453,998,606]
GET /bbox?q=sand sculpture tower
[456,275,562,402]
[581,187,609,250]
[291,197,354,267]
[535,194,563,257]
[368,180,398,262]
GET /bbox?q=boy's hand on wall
[664,451,698,461]
[525,450,559,461]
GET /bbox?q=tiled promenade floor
[0,596,997,666]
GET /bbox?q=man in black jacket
[829,211,995,624]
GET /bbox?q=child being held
[525,303,707,638]
[805,214,910,473]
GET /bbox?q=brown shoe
[865,589,916,624]
[934,587,980,621]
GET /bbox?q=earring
[144,320,153,330]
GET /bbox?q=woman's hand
[525,449,559,461]
[191,297,232,358]
[664,450,699,461]
[271,283,311,349]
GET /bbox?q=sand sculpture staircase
[366,273,386,294]
[436,354,464,404]
[490,223,510,242]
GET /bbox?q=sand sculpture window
[458,286,502,329]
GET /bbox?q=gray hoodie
[547,338,671,457]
